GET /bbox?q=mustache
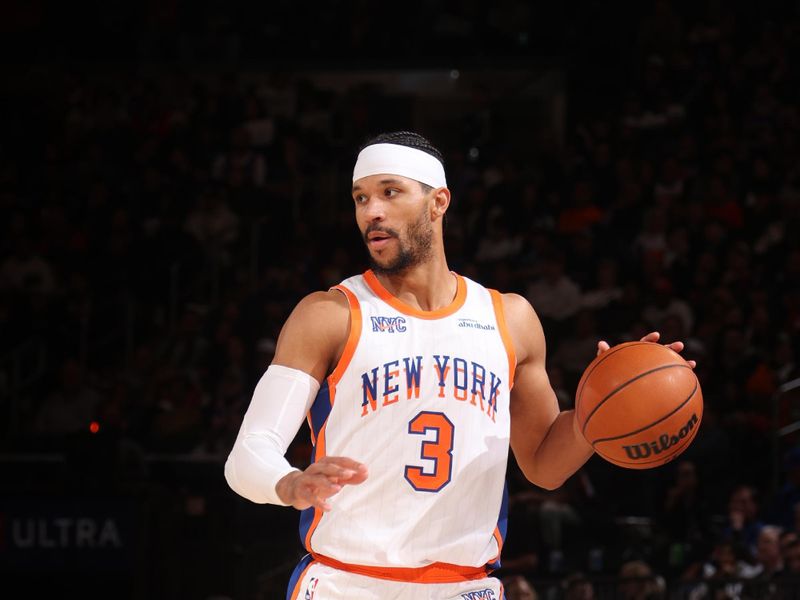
[363,224,399,243]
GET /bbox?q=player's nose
[364,196,387,221]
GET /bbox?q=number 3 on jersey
[404,411,454,492]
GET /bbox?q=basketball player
[224,131,694,599]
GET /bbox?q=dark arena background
[2,1,800,598]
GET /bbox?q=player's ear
[431,187,450,219]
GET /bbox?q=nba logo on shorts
[305,577,319,599]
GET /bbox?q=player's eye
[353,194,367,203]
[384,188,399,198]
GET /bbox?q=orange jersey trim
[489,525,504,564]
[304,284,360,553]
[489,289,517,390]
[330,284,363,388]
[311,553,489,583]
[306,413,316,446]
[307,284,360,446]
[363,269,467,320]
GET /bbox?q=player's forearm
[275,470,304,506]
[225,433,299,505]
[224,364,319,505]
[518,410,594,490]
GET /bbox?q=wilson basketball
[575,341,702,469]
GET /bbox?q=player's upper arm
[271,289,351,384]
[502,293,562,475]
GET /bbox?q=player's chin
[369,253,398,271]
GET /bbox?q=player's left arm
[505,294,698,490]
[503,292,594,491]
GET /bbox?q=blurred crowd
[3,0,800,598]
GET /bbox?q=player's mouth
[366,229,396,250]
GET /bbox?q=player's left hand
[596,331,697,369]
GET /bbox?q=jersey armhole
[489,289,517,390]
[328,284,363,391]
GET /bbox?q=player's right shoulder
[292,288,351,319]
[272,289,351,381]
[283,289,350,343]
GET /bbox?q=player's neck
[373,255,456,312]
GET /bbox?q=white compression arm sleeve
[224,364,320,505]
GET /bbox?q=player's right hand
[276,456,368,511]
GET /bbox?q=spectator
[184,187,240,265]
[156,307,212,384]
[774,538,800,598]
[581,258,623,313]
[0,235,56,297]
[524,250,582,335]
[557,179,604,235]
[241,94,275,150]
[687,540,760,600]
[641,276,695,335]
[658,460,712,572]
[503,574,539,600]
[723,484,765,559]
[211,126,266,188]
[752,525,785,579]
[473,212,524,264]
[552,309,601,389]
[770,448,800,531]
[562,572,596,600]
[617,559,666,600]
[34,359,100,437]
[506,465,600,577]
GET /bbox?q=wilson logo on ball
[621,413,699,460]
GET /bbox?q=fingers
[341,464,369,485]
[661,340,697,369]
[308,461,357,483]
[302,473,343,497]
[320,456,368,473]
[599,332,699,369]
[666,341,685,353]
[289,456,369,512]
[315,456,369,484]
[287,474,341,512]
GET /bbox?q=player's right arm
[224,290,368,511]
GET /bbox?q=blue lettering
[383,360,400,405]
[433,355,450,388]
[488,373,503,419]
[470,362,486,406]
[403,356,423,399]
[370,316,407,333]
[453,357,468,401]
[361,367,379,414]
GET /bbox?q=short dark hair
[359,131,444,165]
[358,131,444,194]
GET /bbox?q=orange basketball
[575,341,703,469]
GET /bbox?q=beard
[365,209,433,275]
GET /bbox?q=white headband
[352,143,447,189]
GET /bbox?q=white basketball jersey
[299,270,515,577]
